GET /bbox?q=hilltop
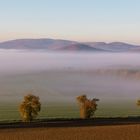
[0,38,140,52]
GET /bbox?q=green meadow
[0,102,139,121]
[0,71,140,122]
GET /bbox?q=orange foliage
[19,94,41,122]
[136,100,140,106]
[77,95,99,119]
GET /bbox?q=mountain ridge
[0,38,140,52]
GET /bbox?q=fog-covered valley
[0,49,140,104]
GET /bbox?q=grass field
[0,102,140,121]
[0,124,140,140]
[0,71,140,121]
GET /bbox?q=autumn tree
[136,99,140,106]
[77,95,99,119]
[19,94,41,122]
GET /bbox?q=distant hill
[57,43,105,51]
[0,38,140,52]
[0,39,77,50]
[85,42,140,52]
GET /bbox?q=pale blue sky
[0,0,140,44]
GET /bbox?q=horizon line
[0,37,140,46]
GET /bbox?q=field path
[0,124,140,140]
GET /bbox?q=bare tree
[19,94,41,122]
[77,95,99,119]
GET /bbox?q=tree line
[19,93,140,122]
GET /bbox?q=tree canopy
[137,100,140,106]
[77,95,99,119]
[19,94,41,122]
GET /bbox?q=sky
[0,0,140,44]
